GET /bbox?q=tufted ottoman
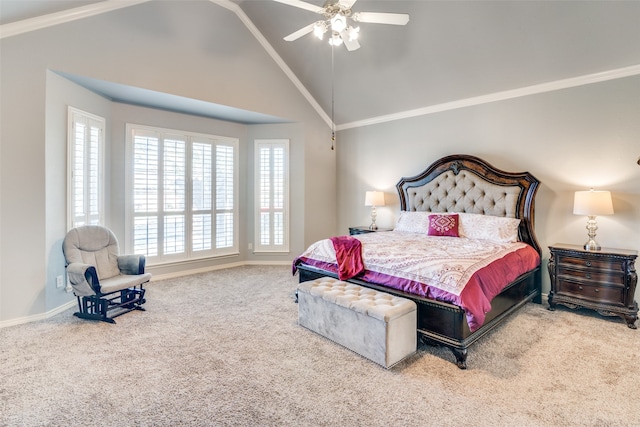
[297,277,417,368]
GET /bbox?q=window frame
[125,123,239,265]
[254,139,290,253]
[67,106,105,230]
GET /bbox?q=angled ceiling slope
[0,0,298,126]
[2,0,640,129]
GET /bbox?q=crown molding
[337,64,640,131]
[0,0,152,39]
[2,1,636,133]
[0,0,332,129]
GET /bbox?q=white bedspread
[297,231,531,296]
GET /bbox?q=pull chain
[331,44,335,151]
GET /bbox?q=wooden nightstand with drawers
[548,243,638,328]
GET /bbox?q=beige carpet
[1,265,639,426]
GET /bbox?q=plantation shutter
[255,139,289,253]
[126,124,238,262]
[192,140,213,252]
[215,144,235,249]
[132,130,160,257]
[68,107,104,229]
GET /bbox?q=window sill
[147,252,240,268]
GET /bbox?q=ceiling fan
[274,0,410,51]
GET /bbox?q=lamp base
[369,206,378,230]
[583,239,601,251]
[583,216,602,251]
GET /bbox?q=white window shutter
[125,124,238,262]
[68,107,104,230]
[254,139,289,253]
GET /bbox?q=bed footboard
[296,264,541,369]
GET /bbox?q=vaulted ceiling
[2,0,639,127]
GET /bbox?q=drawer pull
[578,286,583,290]
[585,261,592,267]
[595,288,599,293]
[586,273,591,279]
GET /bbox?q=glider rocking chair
[62,225,151,323]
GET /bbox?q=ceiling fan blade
[339,0,358,8]
[284,22,318,41]
[351,12,410,25]
[273,0,325,14]
[340,30,361,51]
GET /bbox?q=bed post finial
[450,160,463,175]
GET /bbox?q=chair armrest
[117,255,146,275]
[66,263,100,296]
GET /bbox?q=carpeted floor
[1,265,639,426]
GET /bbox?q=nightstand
[348,226,392,235]
[548,243,638,328]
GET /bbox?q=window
[126,124,238,263]
[254,139,289,253]
[67,107,105,229]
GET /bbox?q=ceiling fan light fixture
[330,13,347,33]
[277,0,409,51]
[328,32,343,46]
[313,21,327,40]
[347,25,359,41]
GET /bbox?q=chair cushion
[63,226,121,280]
[99,273,152,294]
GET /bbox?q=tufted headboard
[396,154,541,254]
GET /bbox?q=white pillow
[394,211,431,234]
[457,212,521,243]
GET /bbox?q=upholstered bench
[297,277,417,368]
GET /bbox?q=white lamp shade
[365,191,385,207]
[573,190,614,216]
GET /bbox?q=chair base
[75,286,146,324]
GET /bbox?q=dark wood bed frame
[296,154,542,369]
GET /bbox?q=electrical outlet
[248,243,253,250]
[56,275,64,289]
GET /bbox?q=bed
[293,154,542,369]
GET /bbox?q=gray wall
[0,1,336,323]
[45,71,114,313]
[3,0,638,324]
[336,75,640,296]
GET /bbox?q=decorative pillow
[427,214,459,237]
[457,213,521,243]
[393,211,431,234]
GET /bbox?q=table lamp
[573,189,614,251]
[364,191,385,230]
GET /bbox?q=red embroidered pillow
[427,214,459,237]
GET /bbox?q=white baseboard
[0,300,76,329]
[0,261,292,329]
[1,265,547,329]
[150,260,290,281]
